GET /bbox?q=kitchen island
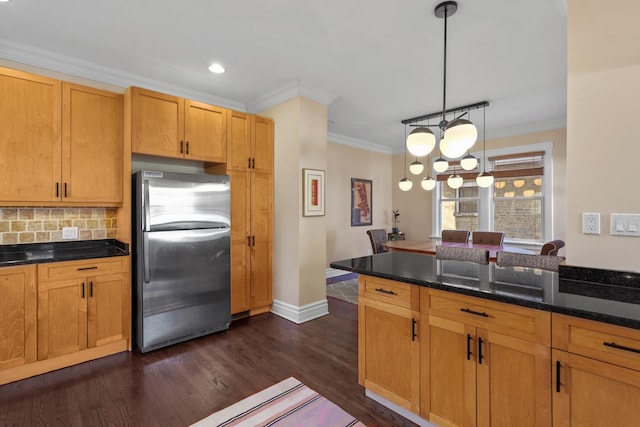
[331,252,640,427]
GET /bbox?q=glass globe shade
[439,136,469,159]
[398,177,413,191]
[406,127,436,157]
[421,176,436,191]
[460,154,478,171]
[433,157,449,173]
[444,119,478,152]
[409,160,424,175]
[476,172,494,188]
[447,174,463,189]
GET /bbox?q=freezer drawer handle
[603,341,640,354]
[143,233,150,283]
[77,266,98,271]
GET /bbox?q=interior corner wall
[259,98,302,307]
[566,0,640,272]
[326,142,393,264]
[259,96,328,309]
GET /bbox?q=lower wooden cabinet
[552,314,640,426]
[423,289,552,427]
[0,265,37,371]
[358,275,420,413]
[37,257,129,360]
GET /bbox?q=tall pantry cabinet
[208,111,274,316]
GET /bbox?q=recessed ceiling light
[208,63,225,74]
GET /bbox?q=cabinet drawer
[426,289,550,344]
[38,257,127,281]
[553,313,640,371]
[359,275,419,310]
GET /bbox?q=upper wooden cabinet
[0,67,123,206]
[63,83,123,204]
[130,87,226,163]
[0,68,61,203]
[226,111,273,174]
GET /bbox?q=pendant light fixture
[447,165,463,189]
[402,1,488,165]
[476,105,494,187]
[460,151,478,170]
[399,125,413,191]
[409,158,425,175]
[421,153,437,191]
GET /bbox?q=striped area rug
[191,377,365,427]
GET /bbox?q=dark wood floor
[0,298,418,427]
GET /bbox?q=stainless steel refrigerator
[132,170,231,352]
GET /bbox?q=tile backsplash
[0,208,118,244]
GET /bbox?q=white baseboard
[271,299,329,324]
[365,389,435,427]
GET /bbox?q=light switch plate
[582,213,600,235]
[611,214,640,237]
[62,226,78,240]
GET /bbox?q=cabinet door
[427,315,477,427]
[38,278,87,360]
[228,170,251,314]
[476,330,551,427]
[130,87,184,158]
[0,265,36,370]
[226,110,250,172]
[184,100,226,162]
[251,116,273,174]
[553,349,640,427]
[87,273,125,348]
[62,83,123,204]
[0,67,61,203]
[250,172,273,311]
[359,298,420,413]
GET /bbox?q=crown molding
[0,40,246,111]
[328,132,393,155]
[247,79,338,114]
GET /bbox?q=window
[434,142,553,244]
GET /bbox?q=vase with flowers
[392,209,400,233]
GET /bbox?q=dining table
[382,239,538,262]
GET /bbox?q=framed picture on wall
[302,168,325,216]
[351,178,372,226]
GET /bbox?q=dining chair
[496,251,566,272]
[366,229,388,254]
[435,245,489,264]
[540,239,565,256]
[471,231,505,246]
[441,229,471,243]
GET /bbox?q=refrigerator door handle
[143,232,151,283]
[143,180,151,232]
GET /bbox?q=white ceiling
[0,0,567,154]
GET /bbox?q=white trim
[328,132,393,155]
[365,389,435,427]
[271,299,329,324]
[246,79,338,113]
[0,40,247,111]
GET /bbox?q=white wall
[326,142,393,264]
[566,0,640,272]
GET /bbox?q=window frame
[432,141,554,245]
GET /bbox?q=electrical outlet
[62,226,78,240]
[582,213,600,235]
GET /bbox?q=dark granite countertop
[330,252,640,331]
[0,239,129,267]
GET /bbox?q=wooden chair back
[441,229,471,243]
[471,231,505,246]
[366,229,388,254]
